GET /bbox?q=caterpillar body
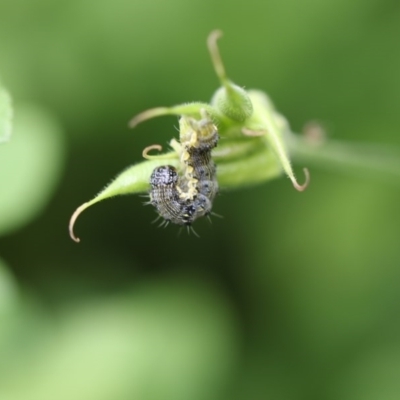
[149,111,219,226]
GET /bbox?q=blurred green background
[1,0,400,399]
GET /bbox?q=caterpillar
[149,110,219,226]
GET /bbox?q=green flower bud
[207,30,253,122]
[211,84,253,122]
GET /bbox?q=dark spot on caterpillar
[149,111,219,226]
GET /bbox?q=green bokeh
[0,104,65,235]
[0,0,400,399]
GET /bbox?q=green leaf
[69,156,180,242]
[244,90,310,191]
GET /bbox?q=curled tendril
[142,144,163,159]
[207,30,227,84]
[69,203,90,242]
[291,168,310,192]
[242,126,310,192]
[128,107,170,128]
